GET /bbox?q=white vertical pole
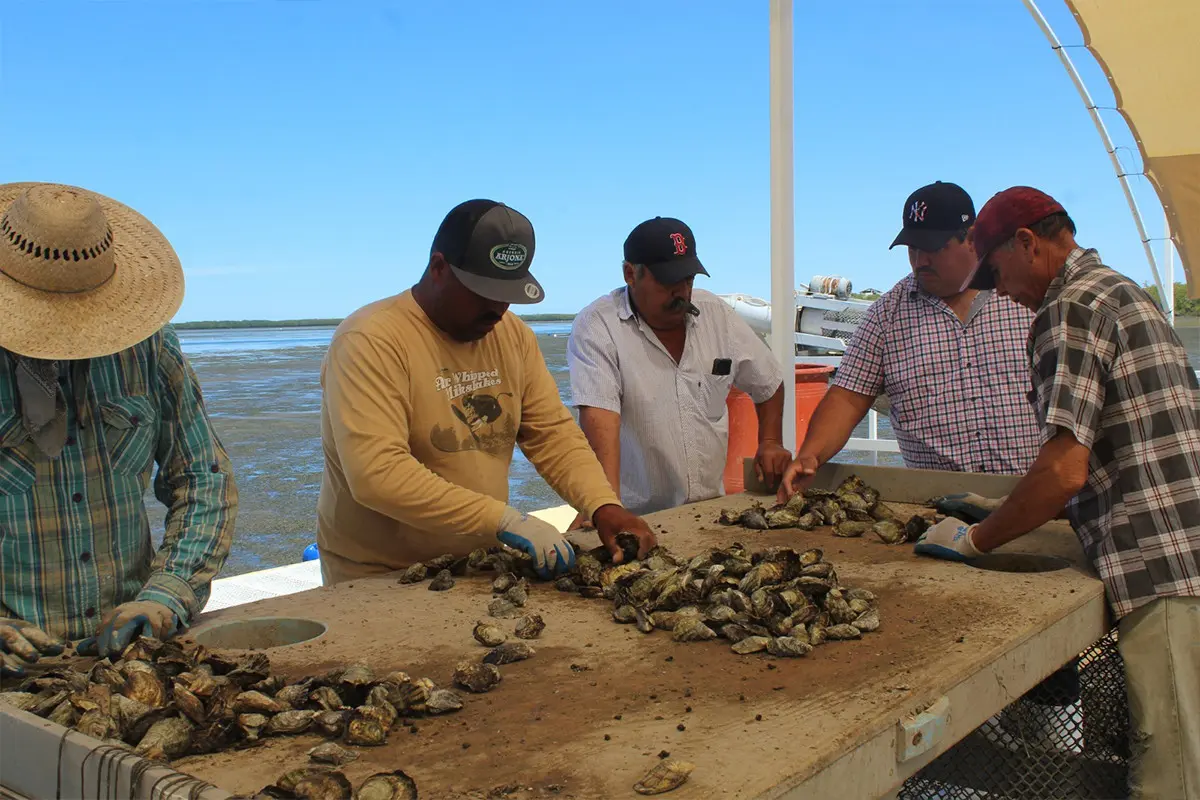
[769,0,797,452]
[1164,210,1175,326]
[868,409,879,466]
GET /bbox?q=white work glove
[75,601,182,659]
[913,517,984,562]
[497,506,577,580]
[928,492,1008,524]
[0,617,66,677]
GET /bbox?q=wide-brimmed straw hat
[0,182,184,360]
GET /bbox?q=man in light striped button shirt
[568,217,787,519]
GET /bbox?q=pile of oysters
[554,536,881,658]
[717,474,931,544]
[0,638,467,763]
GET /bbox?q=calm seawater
[162,318,1200,577]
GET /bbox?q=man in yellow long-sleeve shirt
[317,199,657,585]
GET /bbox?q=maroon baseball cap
[963,186,1066,291]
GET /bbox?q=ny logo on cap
[670,232,687,255]
[909,201,927,223]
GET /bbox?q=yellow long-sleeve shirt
[316,291,619,584]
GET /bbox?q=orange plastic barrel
[722,363,836,493]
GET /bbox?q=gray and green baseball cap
[431,199,544,304]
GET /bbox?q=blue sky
[1,1,1173,321]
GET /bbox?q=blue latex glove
[75,601,182,659]
[497,506,576,580]
[913,517,983,562]
[928,492,1007,524]
[0,617,65,677]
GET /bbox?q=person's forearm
[972,433,1089,552]
[578,406,622,499]
[754,385,784,444]
[795,387,875,464]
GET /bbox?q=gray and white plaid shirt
[833,274,1042,473]
[568,287,783,516]
[1029,248,1200,618]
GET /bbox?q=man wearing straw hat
[317,198,655,585]
[0,183,237,675]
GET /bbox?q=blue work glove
[497,506,576,580]
[0,617,65,677]
[75,601,182,659]
[928,492,1006,524]
[913,517,984,562]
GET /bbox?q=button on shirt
[568,288,784,516]
[0,327,237,639]
[1029,248,1200,618]
[832,274,1041,474]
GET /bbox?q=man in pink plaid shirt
[778,181,1042,500]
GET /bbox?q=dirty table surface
[177,492,1107,800]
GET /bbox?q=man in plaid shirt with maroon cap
[915,186,1200,799]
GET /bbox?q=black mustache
[667,297,700,316]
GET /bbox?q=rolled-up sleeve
[830,300,887,397]
[144,328,238,624]
[567,308,622,413]
[725,304,784,403]
[1031,300,1116,449]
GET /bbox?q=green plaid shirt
[0,326,237,639]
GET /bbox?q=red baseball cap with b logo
[624,216,710,285]
[963,186,1067,291]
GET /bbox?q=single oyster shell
[339,663,375,688]
[424,553,457,573]
[354,702,397,730]
[311,685,345,711]
[554,576,578,592]
[634,759,695,795]
[794,512,821,530]
[861,486,881,506]
[905,515,931,542]
[718,623,755,643]
[483,642,535,666]
[578,585,604,599]
[836,475,868,495]
[503,582,528,607]
[739,506,768,530]
[817,499,847,526]
[836,490,871,512]
[453,661,502,694]
[121,637,164,663]
[428,569,455,591]
[89,662,126,693]
[873,520,906,544]
[0,692,35,711]
[717,508,741,525]
[808,620,828,646]
[765,614,795,638]
[852,608,881,632]
[764,507,802,529]
[515,614,545,640]
[189,719,236,755]
[845,507,875,522]
[848,598,872,615]
[487,598,521,619]
[238,712,268,741]
[123,669,167,709]
[575,553,604,587]
[249,675,286,695]
[633,606,655,634]
[266,709,316,736]
[824,594,858,625]
[226,652,272,687]
[751,588,777,620]
[870,501,898,522]
[234,690,287,715]
[308,741,358,766]
[826,623,863,640]
[703,605,737,626]
[492,572,519,593]
[276,681,313,708]
[354,770,418,800]
[731,636,771,654]
[613,605,638,624]
[473,621,508,647]
[801,562,834,578]
[737,561,784,594]
[134,716,193,760]
[834,520,873,538]
[767,636,812,658]
[48,698,78,728]
[271,767,353,800]
[173,685,207,725]
[392,678,433,714]
[798,548,823,566]
[344,712,388,746]
[425,688,463,714]
[396,563,426,584]
[313,710,349,738]
[602,561,645,589]
[672,618,717,643]
[844,587,877,603]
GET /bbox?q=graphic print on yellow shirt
[430,367,516,455]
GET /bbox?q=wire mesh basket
[899,629,1129,800]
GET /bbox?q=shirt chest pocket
[698,373,735,421]
[0,412,36,497]
[101,395,157,476]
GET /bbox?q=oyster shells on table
[825,623,863,641]
[313,710,349,739]
[395,563,426,584]
[427,569,455,591]
[766,636,812,658]
[487,598,521,619]
[344,711,388,747]
[134,716,194,760]
[672,618,717,643]
[268,767,353,800]
[634,759,695,795]
[834,520,873,538]
[731,636,771,654]
[265,709,316,736]
[425,688,464,714]
[234,690,288,715]
[873,519,906,544]
[491,572,519,593]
